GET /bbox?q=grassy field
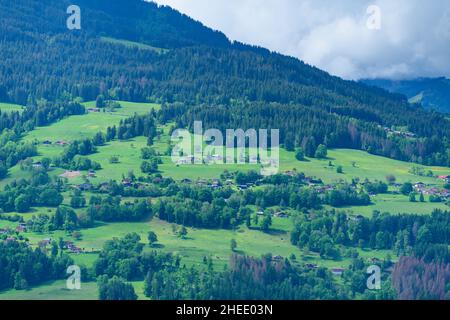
[24,101,159,144]
[0,102,25,113]
[0,280,98,300]
[100,37,168,54]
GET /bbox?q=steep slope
[362,78,450,114]
[0,0,449,167]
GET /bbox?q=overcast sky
[153,0,450,80]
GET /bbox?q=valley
[0,100,448,299]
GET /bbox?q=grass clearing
[0,102,25,113]
[0,280,97,300]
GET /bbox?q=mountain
[362,78,450,114]
[0,0,449,167]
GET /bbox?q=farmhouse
[32,161,43,168]
[331,268,345,276]
[16,224,27,233]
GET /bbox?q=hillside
[0,0,449,170]
[0,0,449,301]
[362,78,450,114]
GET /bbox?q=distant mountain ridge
[362,78,450,114]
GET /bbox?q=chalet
[272,255,284,262]
[32,161,43,168]
[0,228,9,235]
[122,179,132,187]
[284,170,296,177]
[238,185,248,190]
[349,215,365,222]
[16,224,27,233]
[369,257,382,264]
[438,175,450,181]
[414,182,426,189]
[56,140,69,146]
[305,263,318,269]
[181,178,192,184]
[305,177,323,185]
[226,179,234,185]
[274,211,288,218]
[66,241,83,254]
[256,211,265,216]
[42,140,52,145]
[87,108,101,113]
[88,170,96,178]
[331,268,345,276]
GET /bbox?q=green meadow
[0,102,25,113]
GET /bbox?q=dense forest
[1,0,449,167]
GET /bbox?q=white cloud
[153,0,450,80]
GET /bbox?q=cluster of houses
[379,125,416,139]
[256,210,289,219]
[181,178,227,190]
[414,181,450,200]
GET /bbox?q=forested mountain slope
[0,0,449,167]
[362,78,450,114]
